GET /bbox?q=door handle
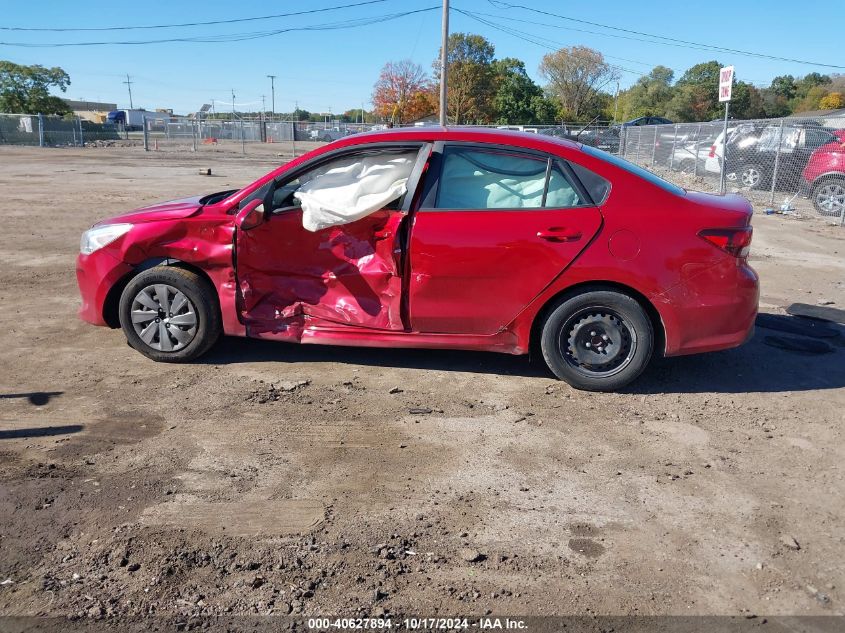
[537,227,582,242]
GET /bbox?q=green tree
[665,61,724,122]
[434,33,496,124]
[531,95,562,124]
[731,82,766,119]
[0,60,70,115]
[769,75,797,101]
[620,65,674,120]
[491,57,543,124]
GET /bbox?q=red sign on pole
[719,66,734,102]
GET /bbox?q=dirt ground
[0,145,843,626]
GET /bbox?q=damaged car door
[409,143,604,335]
[235,144,431,337]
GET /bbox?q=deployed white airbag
[294,152,416,232]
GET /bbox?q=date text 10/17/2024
[306,618,528,630]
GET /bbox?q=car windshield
[580,145,685,196]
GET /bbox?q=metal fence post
[769,118,785,206]
[37,113,44,147]
[241,119,245,155]
[78,116,84,147]
[291,121,297,159]
[719,102,730,195]
[142,116,149,151]
[651,127,658,167]
[635,127,641,162]
[694,124,701,177]
[669,124,678,171]
[192,120,198,152]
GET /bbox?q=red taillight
[708,144,716,158]
[699,227,753,258]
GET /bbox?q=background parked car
[706,122,838,191]
[309,127,351,142]
[801,129,845,216]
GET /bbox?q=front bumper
[76,249,134,326]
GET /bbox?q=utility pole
[266,75,276,119]
[123,74,134,109]
[231,90,236,116]
[438,0,449,126]
[261,95,266,119]
[613,81,620,123]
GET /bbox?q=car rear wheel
[118,266,221,362]
[540,289,654,392]
[812,178,845,216]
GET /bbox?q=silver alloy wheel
[815,182,845,215]
[741,166,761,188]
[130,284,198,352]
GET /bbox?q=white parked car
[309,127,349,142]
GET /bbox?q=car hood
[96,195,204,226]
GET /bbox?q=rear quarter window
[568,161,611,205]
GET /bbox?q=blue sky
[0,0,840,114]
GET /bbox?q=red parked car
[801,129,845,216]
[77,128,758,391]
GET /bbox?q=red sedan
[77,127,758,391]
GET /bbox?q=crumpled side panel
[237,208,405,337]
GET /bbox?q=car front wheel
[740,164,764,189]
[812,178,845,216]
[540,289,654,392]
[118,266,221,362]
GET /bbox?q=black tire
[811,177,845,217]
[118,266,221,362]
[539,289,654,392]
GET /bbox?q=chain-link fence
[617,116,845,224]
[4,110,843,223]
[0,113,122,146]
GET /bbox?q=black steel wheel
[540,289,654,391]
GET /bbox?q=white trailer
[107,109,171,131]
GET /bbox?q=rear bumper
[657,259,759,357]
[76,250,133,326]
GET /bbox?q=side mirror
[236,198,265,230]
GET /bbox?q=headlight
[80,223,133,255]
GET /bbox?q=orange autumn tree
[372,60,436,125]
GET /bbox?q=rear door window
[433,146,586,209]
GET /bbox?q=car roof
[331,125,582,154]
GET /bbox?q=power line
[462,9,672,73]
[454,8,644,80]
[0,0,389,32]
[0,7,439,47]
[486,0,845,70]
